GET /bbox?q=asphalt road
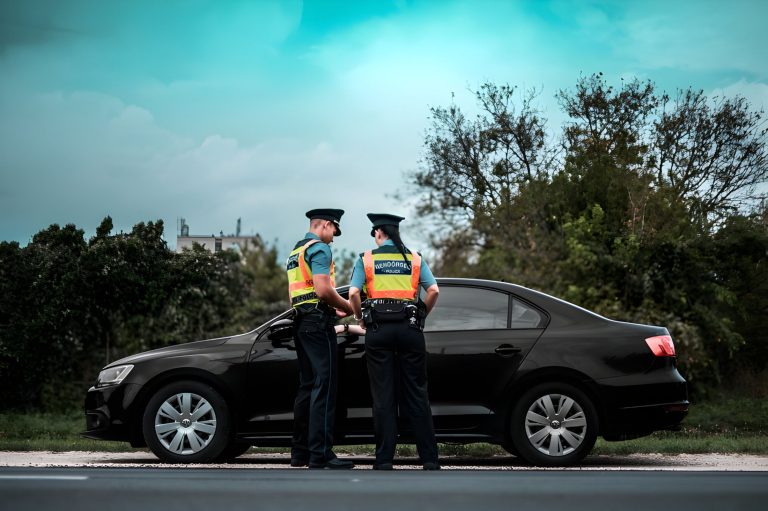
[1,467,766,511]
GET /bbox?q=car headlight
[96,365,134,387]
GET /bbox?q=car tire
[509,382,598,467]
[214,442,252,462]
[142,380,231,463]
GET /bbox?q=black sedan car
[83,278,688,466]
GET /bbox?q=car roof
[340,277,606,322]
[434,277,609,323]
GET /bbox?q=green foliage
[230,236,289,333]
[0,220,287,412]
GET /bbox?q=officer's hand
[335,308,348,318]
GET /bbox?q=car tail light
[645,335,676,357]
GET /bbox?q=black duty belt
[294,301,335,317]
[361,299,425,331]
[364,298,415,306]
[291,291,318,305]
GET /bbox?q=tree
[555,73,659,237]
[652,88,768,226]
[418,84,556,225]
[230,235,288,333]
[413,83,559,285]
[0,224,92,410]
[412,74,768,390]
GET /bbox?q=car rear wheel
[509,382,597,466]
[142,380,231,463]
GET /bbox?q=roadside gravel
[1,451,766,471]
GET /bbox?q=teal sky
[1,0,767,257]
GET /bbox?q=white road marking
[0,475,88,480]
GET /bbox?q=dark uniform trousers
[365,321,438,465]
[292,310,338,464]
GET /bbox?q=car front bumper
[82,383,144,446]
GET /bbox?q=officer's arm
[423,284,439,315]
[348,287,363,319]
[314,274,354,315]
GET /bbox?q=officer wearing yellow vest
[348,213,440,470]
[286,208,355,469]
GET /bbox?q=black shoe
[308,458,355,470]
[290,458,308,467]
[423,462,441,470]
[372,462,393,470]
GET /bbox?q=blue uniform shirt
[349,239,436,291]
[302,232,332,275]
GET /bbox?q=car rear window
[511,298,543,328]
[425,286,509,331]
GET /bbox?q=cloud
[619,0,768,76]
[0,87,401,256]
[710,80,768,111]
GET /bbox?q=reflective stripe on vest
[286,239,335,307]
[362,249,421,300]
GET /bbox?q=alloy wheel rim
[154,392,217,455]
[524,393,587,456]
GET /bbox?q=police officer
[286,208,355,469]
[348,213,440,470]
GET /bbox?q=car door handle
[494,344,522,357]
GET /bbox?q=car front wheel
[142,380,231,463]
[509,382,598,466]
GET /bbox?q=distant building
[175,217,257,254]
[175,234,258,254]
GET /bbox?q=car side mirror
[268,318,294,343]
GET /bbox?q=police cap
[366,213,405,237]
[306,208,344,236]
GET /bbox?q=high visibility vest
[363,246,421,300]
[286,239,336,307]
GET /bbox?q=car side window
[424,286,508,332]
[511,298,543,328]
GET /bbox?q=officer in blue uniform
[287,208,355,469]
[348,213,441,470]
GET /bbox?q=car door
[241,311,372,439]
[423,285,546,433]
[241,314,300,437]
[334,329,373,438]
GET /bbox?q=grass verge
[0,411,136,452]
